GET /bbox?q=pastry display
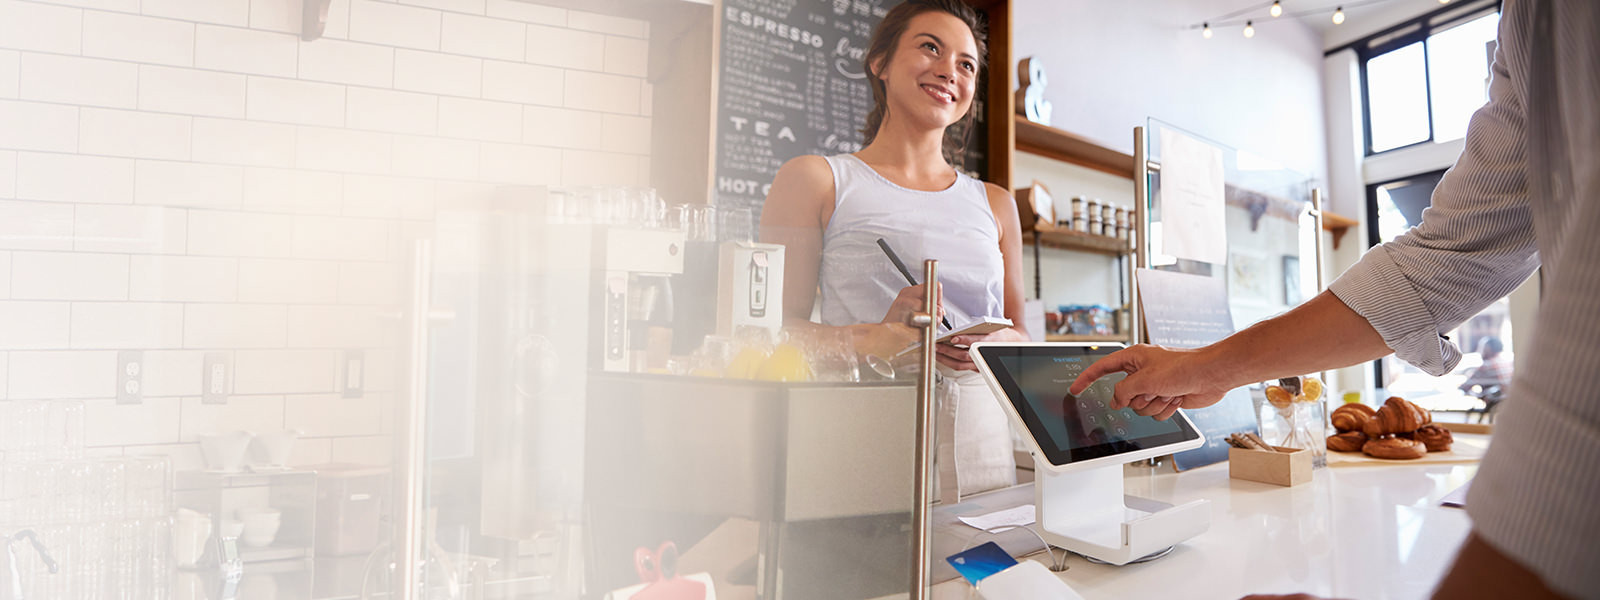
[1362,436,1427,460]
[1323,395,1455,460]
[1414,424,1454,452]
[1362,396,1432,437]
[1326,430,1368,453]
[1330,403,1376,433]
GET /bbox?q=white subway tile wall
[81,11,196,67]
[441,12,525,61]
[73,204,189,254]
[0,54,14,99]
[195,25,299,77]
[18,152,137,204]
[0,0,650,467]
[0,151,15,196]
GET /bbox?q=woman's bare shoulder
[764,155,836,224]
[776,155,835,188]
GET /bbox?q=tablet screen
[975,345,1200,466]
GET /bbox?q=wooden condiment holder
[1229,445,1313,487]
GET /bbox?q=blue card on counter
[946,541,1018,585]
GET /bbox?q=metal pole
[1312,188,1328,389]
[1132,126,1148,344]
[397,240,432,600]
[910,259,939,600]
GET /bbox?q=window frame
[1348,1,1501,156]
[1363,168,1450,391]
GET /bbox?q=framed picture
[1283,255,1302,305]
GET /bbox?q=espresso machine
[597,227,686,372]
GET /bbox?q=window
[1366,171,1518,415]
[1360,6,1500,154]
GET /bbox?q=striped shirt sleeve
[1327,34,1540,377]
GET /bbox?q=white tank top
[818,154,1006,328]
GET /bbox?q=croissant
[1363,436,1426,460]
[1330,403,1376,433]
[1362,396,1432,437]
[1326,430,1367,452]
[1414,424,1453,452]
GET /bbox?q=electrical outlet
[116,350,143,404]
[202,352,230,404]
[341,349,365,399]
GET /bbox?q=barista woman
[759,0,1028,502]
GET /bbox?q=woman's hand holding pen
[882,282,944,328]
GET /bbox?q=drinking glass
[804,329,860,383]
[689,205,718,242]
[721,207,754,243]
[51,400,86,461]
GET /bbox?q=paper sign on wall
[1157,129,1227,265]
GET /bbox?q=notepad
[894,316,1013,357]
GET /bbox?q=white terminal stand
[1032,460,1210,566]
[967,342,1211,567]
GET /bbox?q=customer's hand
[1068,344,1234,420]
[936,327,1027,371]
[882,283,943,327]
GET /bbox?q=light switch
[342,349,364,399]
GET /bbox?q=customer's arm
[1074,28,1539,417]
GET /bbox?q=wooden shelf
[1013,115,1136,179]
[1031,228,1132,256]
[1321,210,1359,250]
[1045,333,1129,344]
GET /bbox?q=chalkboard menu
[714,0,988,220]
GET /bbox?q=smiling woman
[759,0,1028,503]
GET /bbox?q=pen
[875,238,954,331]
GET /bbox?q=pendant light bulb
[1332,7,1345,25]
[1270,1,1283,18]
[1202,22,1213,38]
[1243,20,1255,38]
[1439,0,1451,3]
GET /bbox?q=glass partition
[384,188,941,600]
[1142,118,1322,333]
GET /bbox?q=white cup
[173,509,212,567]
[237,507,282,547]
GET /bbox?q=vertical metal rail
[397,240,433,600]
[909,259,939,600]
[1132,126,1149,344]
[1311,189,1326,293]
[1311,189,1329,389]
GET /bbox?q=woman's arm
[759,155,833,327]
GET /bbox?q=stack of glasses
[0,400,174,599]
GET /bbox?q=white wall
[1013,0,1329,183]
[0,0,651,470]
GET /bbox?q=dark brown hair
[860,0,988,164]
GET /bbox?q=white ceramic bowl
[237,507,282,547]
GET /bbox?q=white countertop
[929,452,1480,600]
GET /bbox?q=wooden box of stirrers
[1228,432,1313,487]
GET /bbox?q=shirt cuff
[1328,244,1463,376]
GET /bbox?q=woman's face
[875,11,980,133]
